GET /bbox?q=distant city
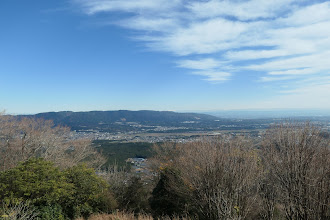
[37,110,329,143]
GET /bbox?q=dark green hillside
[22,110,223,132]
[94,141,155,168]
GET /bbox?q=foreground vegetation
[0,159,116,219]
[0,113,329,219]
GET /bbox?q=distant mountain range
[22,110,224,132]
[19,110,330,133]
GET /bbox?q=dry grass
[76,212,188,220]
[87,212,152,220]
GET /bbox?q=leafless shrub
[153,137,262,219]
[261,122,330,220]
[0,201,38,220]
[0,113,105,170]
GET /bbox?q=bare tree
[261,122,330,220]
[0,113,105,171]
[1,201,38,220]
[153,137,262,219]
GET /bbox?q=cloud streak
[75,0,180,14]
[73,0,330,85]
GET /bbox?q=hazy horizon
[6,108,330,119]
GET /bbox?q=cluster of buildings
[125,157,156,181]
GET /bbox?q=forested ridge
[22,110,220,131]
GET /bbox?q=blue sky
[1,0,330,114]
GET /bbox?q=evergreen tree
[150,167,190,217]
[117,176,150,213]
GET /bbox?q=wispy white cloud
[260,76,296,82]
[279,1,330,26]
[117,17,178,32]
[75,0,181,14]
[192,71,231,82]
[187,0,302,21]
[73,0,330,87]
[177,58,231,81]
[145,18,252,56]
[247,51,330,76]
[225,49,291,60]
[177,58,223,70]
[268,68,316,76]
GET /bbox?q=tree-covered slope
[22,110,223,131]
